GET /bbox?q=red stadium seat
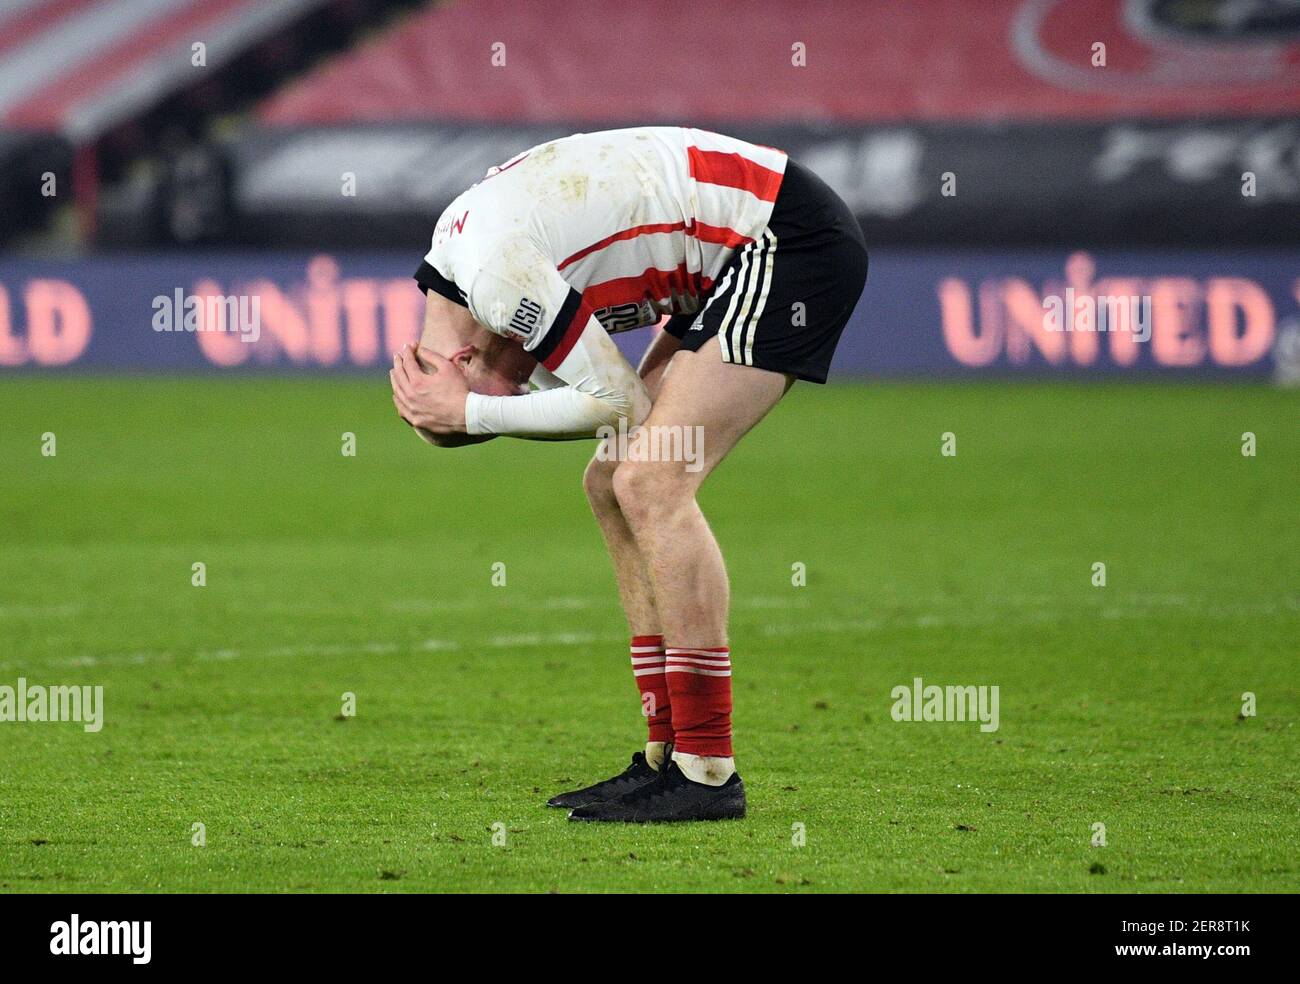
[258,0,1300,126]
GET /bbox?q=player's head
[417,290,535,396]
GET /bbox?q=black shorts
[664,159,868,383]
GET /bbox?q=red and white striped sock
[664,646,733,757]
[630,634,672,743]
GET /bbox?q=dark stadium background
[0,0,1296,900]
[4,0,1299,375]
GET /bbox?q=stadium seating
[9,0,1300,248]
[233,0,1300,248]
[0,0,332,139]
[258,0,1300,125]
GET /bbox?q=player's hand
[390,343,469,434]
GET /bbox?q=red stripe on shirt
[581,264,712,312]
[687,147,784,202]
[541,298,594,372]
[558,220,753,271]
[692,221,755,248]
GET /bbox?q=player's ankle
[672,750,735,786]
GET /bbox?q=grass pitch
[0,376,1296,893]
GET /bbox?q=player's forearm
[469,318,651,439]
[465,385,636,440]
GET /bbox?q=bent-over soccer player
[389,126,868,822]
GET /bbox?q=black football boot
[567,758,746,822]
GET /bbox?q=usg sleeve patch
[505,297,544,340]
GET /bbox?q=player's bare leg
[618,341,792,639]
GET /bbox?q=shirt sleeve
[460,237,593,372]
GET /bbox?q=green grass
[0,377,1296,893]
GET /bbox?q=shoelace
[625,763,686,803]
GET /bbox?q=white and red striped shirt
[419,127,787,372]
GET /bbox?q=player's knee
[612,459,684,525]
[611,461,649,520]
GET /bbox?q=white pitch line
[486,631,613,649]
[2,596,1292,672]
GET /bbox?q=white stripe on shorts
[716,239,757,364]
[743,229,777,367]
